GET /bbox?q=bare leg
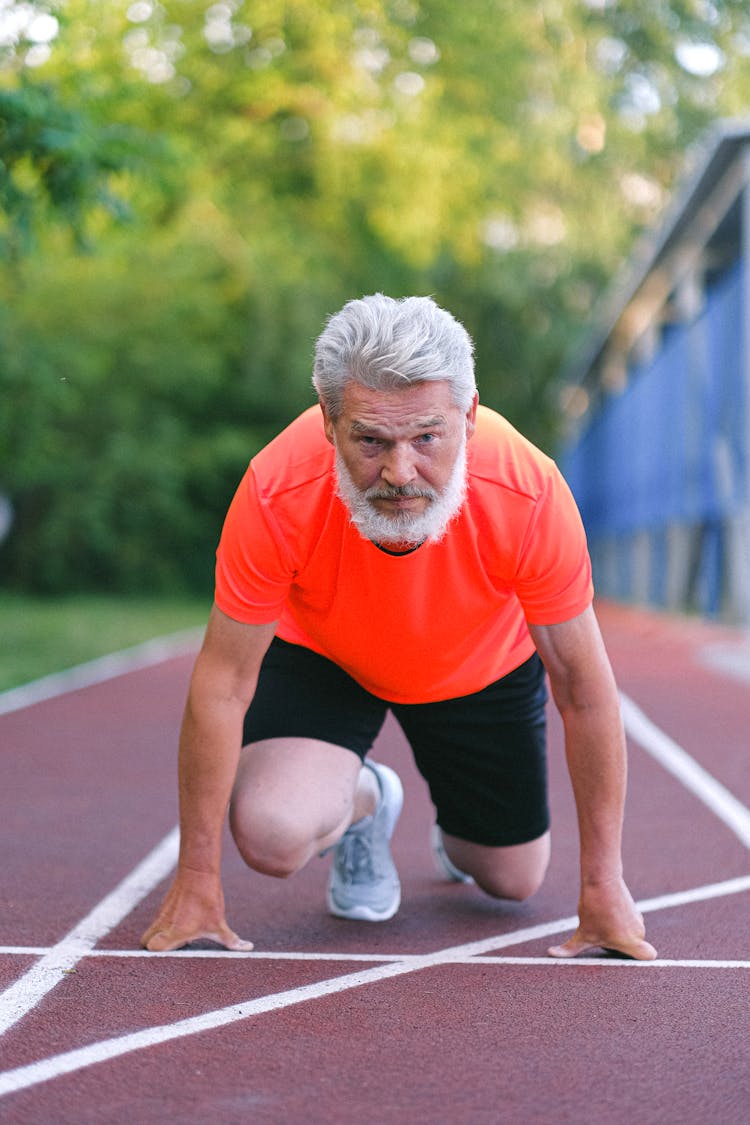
[439,829,551,901]
[229,738,378,878]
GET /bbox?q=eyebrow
[349,415,448,434]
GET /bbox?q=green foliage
[0,77,150,258]
[0,231,307,592]
[2,0,750,592]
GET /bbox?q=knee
[475,863,547,902]
[469,833,551,902]
[229,802,313,879]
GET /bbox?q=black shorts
[243,638,550,847]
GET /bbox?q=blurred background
[1,1,749,655]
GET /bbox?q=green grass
[0,594,211,692]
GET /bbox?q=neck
[372,539,425,556]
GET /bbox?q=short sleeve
[214,466,292,624]
[513,467,594,624]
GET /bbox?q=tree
[0,79,140,258]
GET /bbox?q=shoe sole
[326,886,402,922]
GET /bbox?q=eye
[415,433,436,445]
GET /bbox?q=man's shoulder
[469,405,556,501]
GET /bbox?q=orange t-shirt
[215,404,593,703]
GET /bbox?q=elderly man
[142,294,656,961]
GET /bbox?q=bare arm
[141,606,278,952]
[529,606,656,960]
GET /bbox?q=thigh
[236,639,388,850]
[393,654,549,847]
[243,637,388,757]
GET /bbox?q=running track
[1,602,748,1123]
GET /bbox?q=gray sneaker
[327,761,403,922]
[430,824,475,884]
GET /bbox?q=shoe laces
[335,829,376,884]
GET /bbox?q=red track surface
[1,601,749,1123]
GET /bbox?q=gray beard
[334,435,468,547]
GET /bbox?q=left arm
[529,605,657,960]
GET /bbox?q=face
[321,381,478,547]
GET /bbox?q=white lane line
[467,957,750,968]
[699,641,750,684]
[0,828,179,1037]
[620,692,750,849]
[0,629,203,716]
[636,873,750,912]
[2,871,750,1098]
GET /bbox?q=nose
[381,443,417,488]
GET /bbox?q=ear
[465,392,479,439]
[318,397,335,445]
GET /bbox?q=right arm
[141,606,277,952]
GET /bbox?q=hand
[140,868,254,953]
[548,876,657,960]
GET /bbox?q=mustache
[364,484,438,502]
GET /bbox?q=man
[142,294,656,961]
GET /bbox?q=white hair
[312,294,476,419]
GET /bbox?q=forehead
[339,381,459,431]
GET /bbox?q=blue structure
[559,121,750,624]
